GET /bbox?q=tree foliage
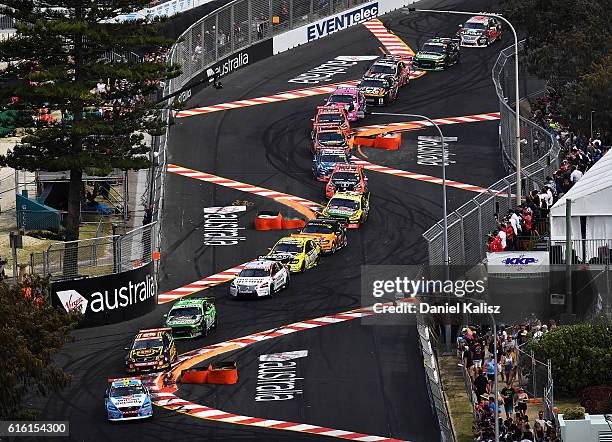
[0,277,79,419]
[0,0,179,245]
[504,0,612,135]
[526,318,612,397]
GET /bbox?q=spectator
[501,382,516,418]
[474,370,489,403]
[463,344,475,380]
[569,165,583,184]
[485,354,496,393]
[516,388,529,417]
[502,350,514,383]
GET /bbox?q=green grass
[438,355,475,442]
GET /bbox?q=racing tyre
[202,323,208,338]
[315,255,320,266]
[331,242,337,254]
[213,314,218,329]
[300,261,306,273]
[270,283,276,297]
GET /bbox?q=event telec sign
[306,3,379,41]
[51,262,157,326]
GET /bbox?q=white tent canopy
[550,151,612,241]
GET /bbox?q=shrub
[579,385,612,414]
[562,407,586,420]
[525,319,612,396]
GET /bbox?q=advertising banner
[51,262,157,326]
[179,39,273,103]
[486,251,550,274]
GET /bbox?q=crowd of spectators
[486,91,610,253]
[458,322,560,441]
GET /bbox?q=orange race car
[291,218,347,254]
[311,105,351,139]
[325,163,369,198]
[311,127,351,156]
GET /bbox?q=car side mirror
[458,24,463,28]
[163,313,167,318]
[104,392,109,399]
[267,247,272,251]
[310,118,315,122]
[124,346,130,351]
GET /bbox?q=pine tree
[0,1,179,276]
[0,276,80,419]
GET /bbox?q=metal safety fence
[166,0,373,94]
[416,315,455,442]
[422,41,562,266]
[515,345,555,421]
[29,222,158,282]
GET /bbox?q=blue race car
[105,377,153,422]
[312,148,351,182]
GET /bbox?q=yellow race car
[266,236,321,273]
[321,191,370,228]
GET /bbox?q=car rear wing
[139,327,172,333]
[108,376,142,382]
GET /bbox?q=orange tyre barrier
[281,218,306,229]
[207,361,238,384]
[180,369,209,384]
[255,211,282,230]
[353,133,402,150]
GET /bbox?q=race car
[164,297,217,339]
[229,259,290,297]
[312,148,351,181]
[312,127,351,155]
[365,56,411,87]
[412,38,460,71]
[266,236,321,273]
[294,218,347,254]
[325,87,366,122]
[325,163,369,198]
[105,377,153,422]
[321,191,370,228]
[311,105,351,138]
[125,328,177,374]
[457,15,502,47]
[358,75,399,106]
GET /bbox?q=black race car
[358,74,399,106]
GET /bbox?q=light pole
[406,8,522,207]
[590,110,595,140]
[370,112,453,353]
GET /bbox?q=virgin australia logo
[56,289,88,314]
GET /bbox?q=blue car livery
[105,377,153,421]
[312,148,351,181]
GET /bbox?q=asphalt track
[37,0,508,440]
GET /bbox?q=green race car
[412,38,460,71]
[163,297,217,339]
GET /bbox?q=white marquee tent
[550,151,612,259]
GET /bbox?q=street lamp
[370,112,450,271]
[406,8,522,206]
[590,110,595,141]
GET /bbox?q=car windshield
[328,94,354,104]
[464,22,486,30]
[332,172,360,183]
[302,224,333,234]
[360,79,386,88]
[318,114,344,123]
[421,44,446,54]
[273,243,301,253]
[317,132,346,145]
[239,268,269,277]
[133,338,162,350]
[169,307,200,318]
[329,198,359,210]
[369,64,395,74]
[319,153,346,163]
[110,385,145,397]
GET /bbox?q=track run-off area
[40,0,508,440]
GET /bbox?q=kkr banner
[486,251,550,274]
[51,262,157,326]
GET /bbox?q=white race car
[229,259,289,298]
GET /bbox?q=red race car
[457,15,502,47]
[325,163,369,198]
[312,127,351,156]
[311,105,351,138]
